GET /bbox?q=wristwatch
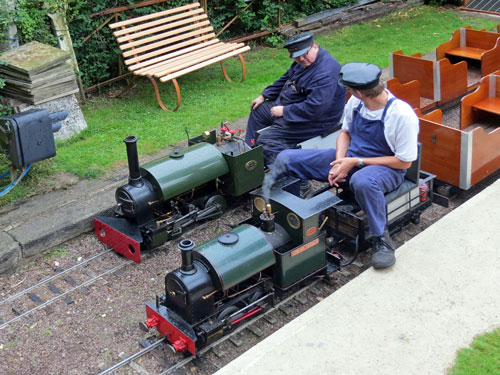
[358,158,364,167]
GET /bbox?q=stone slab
[0,175,125,259]
[0,41,70,76]
[0,230,20,274]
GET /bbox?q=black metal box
[0,109,56,168]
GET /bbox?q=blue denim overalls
[272,97,407,236]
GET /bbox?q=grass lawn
[449,327,500,375]
[0,5,498,206]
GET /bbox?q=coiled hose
[0,165,32,197]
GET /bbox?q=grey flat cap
[338,62,382,90]
[284,32,314,58]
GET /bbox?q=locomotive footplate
[94,216,143,263]
[144,301,198,355]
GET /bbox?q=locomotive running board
[145,302,198,356]
[94,216,143,263]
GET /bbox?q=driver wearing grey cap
[270,62,419,269]
[245,32,346,165]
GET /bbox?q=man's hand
[328,157,357,187]
[270,105,284,118]
[251,95,265,110]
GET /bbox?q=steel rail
[97,338,167,375]
[159,278,324,374]
[0,249,113,305]
[0,259,132,330]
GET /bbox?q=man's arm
[328,129,350,187]
[260,66,293,101]
[282,77,338,122]
[335,129,350,159]
[252,66,293,110]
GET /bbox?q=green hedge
[3,0,357,88]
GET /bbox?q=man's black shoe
[371,229,396,269]
[299,180,313,199]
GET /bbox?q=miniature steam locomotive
[94,125,264,262]
[141,170,434,356]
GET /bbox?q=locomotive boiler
[94,125,264,262]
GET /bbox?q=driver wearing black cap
[245,32,346,164]
[269,62,419,269]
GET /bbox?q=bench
[461,71,500,129]
[389,50,468,108]
[436,27,500,77]
[109,2,250,111]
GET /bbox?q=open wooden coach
[387,26,500,194]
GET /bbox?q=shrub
[4,0,358,88]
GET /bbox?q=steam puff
[262,153,290,203]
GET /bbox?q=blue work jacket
[261,46,346,127]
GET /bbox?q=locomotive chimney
[124,136,143,187]
[178,239,195,273]
[260,203,275,232]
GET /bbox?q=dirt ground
[0,206,251,375]
[2,164,497,375]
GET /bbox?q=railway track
[97,254,370,375]
[3,180,489,375]
[0,207,246,332]
[0,249,134,330]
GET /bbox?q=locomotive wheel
[205,195,228,217]
[217,305,239,320]
[247,290,263,304]
[411,212,421,225]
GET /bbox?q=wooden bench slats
[129,39,220,71]
[135,42,226,74]
[143,43,245,77]
[117,13,207,43]
[120,19,211,49]
[122,25,214,57]
[136,42,229,75]
[140,43,244,76]
[446,46,485,60]
[124,32,216,65]
[110,2,249,110]
[109,2,201,29]
[159,46,250,82]
[472,97,500,116]
[114,8,205,38]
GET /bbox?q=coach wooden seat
[389,50,468,109]
[109,2,250,111]
[461,71,500,129]
[436,27,500,77]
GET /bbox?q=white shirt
[341,90,419,162]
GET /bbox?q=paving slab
[215,179,500,375]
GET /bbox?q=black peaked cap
[284,32,314,58]
[338,62,382,90]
